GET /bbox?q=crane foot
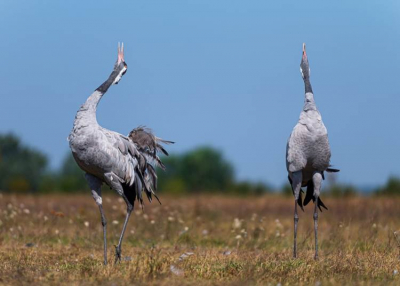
[114,245,122,264]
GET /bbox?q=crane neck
[96,69,118,94]
[302,77,317,111]
[304,77,313,94]
[73,69,118,128]
[74,91,103,127]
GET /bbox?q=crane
[68,43,173,265]
[286,43,339,260]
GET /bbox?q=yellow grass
[0,193,400,285]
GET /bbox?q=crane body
[286,44,339,259]
[68,43,172,265]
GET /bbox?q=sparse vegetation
[0,193,400,285]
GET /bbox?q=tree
[157,154,187,194]
[158,146,234,192]
[181,147,234,192]
[0,133,48,192]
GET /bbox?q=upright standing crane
[286,43,339,259]
[68,43,173,265]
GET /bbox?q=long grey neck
[302,76,316,111]
[304,77,313,94]
[73,70,117,127]
[74,91,103,127]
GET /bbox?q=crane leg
[85,174,108,265]
[114,195,134,264]
[291,171,302,258]
[98,204,108,265]
[313,197,319,260]
[294,201,299,258]
[312,172,322,260]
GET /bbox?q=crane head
[113,42,128,85]
[300,43,310,80]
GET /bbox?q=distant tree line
[1,133,400,196]
[0,134,270,195]
[0,134,47,192]
[156,146,271,195]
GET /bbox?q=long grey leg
[291,171,302,258]
[294,201,299,258]
[98,204,107,265]
[85,174,108,265]
[313,198,319,260]
[114,196,134,264]
[312,172,323,260]
[102,172,135,264]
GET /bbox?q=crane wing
[99,129,140,187]
[97,129,158,207]
[286,123,308,173]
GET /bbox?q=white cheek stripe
[113,67,127,84]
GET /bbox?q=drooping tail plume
[128,127,174,206]
[326,165,340,173]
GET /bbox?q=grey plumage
[68,43,173,265]
[128,127,174,203]
[286,43,339,260]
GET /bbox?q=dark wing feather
[317,198,328,211]
[323,166,340,180]
[147,163,158,192]
[157,144,169,156]
[303,180,314,207]
[125,126,173,207]
[134,173,143,205]
[303,180,328,211]
[121,172,144,208]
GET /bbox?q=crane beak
[302,43,307,60]
[117,42,125,64]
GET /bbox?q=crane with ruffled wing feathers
[68,43,173,265]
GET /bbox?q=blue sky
[0,1,399,188]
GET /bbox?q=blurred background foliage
[0,133,399,196]
[374,177,400,196]
[0,134,47,192]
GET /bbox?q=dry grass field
[0,193,400,285]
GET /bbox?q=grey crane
[68,43,173,265]
[286,43,339,260]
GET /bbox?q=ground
[0,193,399,285]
